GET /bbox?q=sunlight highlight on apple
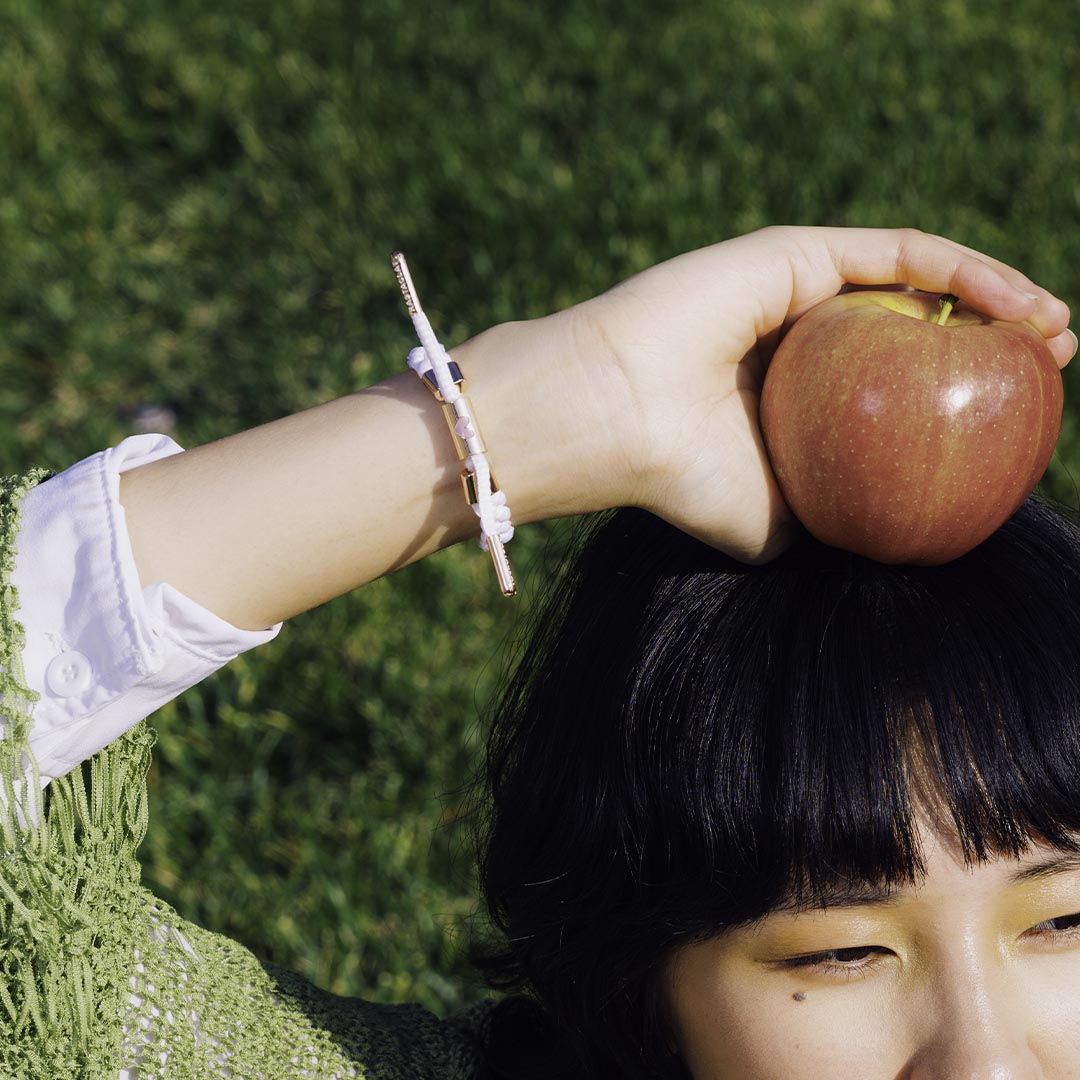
[943,384,974,414]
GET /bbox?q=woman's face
[664,817,1080,1078]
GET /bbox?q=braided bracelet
[391,252,516,597]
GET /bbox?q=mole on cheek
[792,992,807,1002]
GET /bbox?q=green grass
[2,0,1079,1016]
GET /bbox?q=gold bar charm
[394,250,515,599]
[461,468,500,505]
[461,469,478,504]
[391,251,420,316]
[422,362,465,402]
[487,534,516,596]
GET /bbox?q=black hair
[468,496,1080,1078]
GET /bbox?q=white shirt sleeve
[7,432,283,785]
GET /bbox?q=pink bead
[454,417,476,439]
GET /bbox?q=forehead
[914,817,1080,892]
[778,817,1080,914]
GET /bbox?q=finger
[838,282,915,295]
[917,232,1041,288]
[1045,327,1079,370]
[921,232,1072,338]
[824,227,1067,335]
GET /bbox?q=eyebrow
[776,884,905,913]
[1009,851,1080,884]
[777,851,1080,913]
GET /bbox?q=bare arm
[118,228,1073,632]
[118,309,630,631]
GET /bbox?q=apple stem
[937,293,958,326]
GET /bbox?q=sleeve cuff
[10,433,283,782]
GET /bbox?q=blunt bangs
[633,504,1080,922]
[473,496,1080,1075]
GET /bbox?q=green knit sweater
[0,466,494,1078]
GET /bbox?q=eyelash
[781,945,887,978]
[1030,911,1080,938]
[782,911,1080,978]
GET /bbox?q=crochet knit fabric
[0,467,493,1078]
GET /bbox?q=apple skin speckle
[759,289,1062,565]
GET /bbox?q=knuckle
[755,224,785,240]
[897,226,925,247]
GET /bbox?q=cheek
[669,965,904,1080]
[670,954,1080,1079]
[1022,955,1080,1068]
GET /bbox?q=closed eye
[1029,911,1080,936]
[781,945,892,977]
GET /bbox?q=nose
[902,1025,1041,1080]
[900,969,1042,1080]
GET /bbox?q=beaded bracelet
[391,252,516,596]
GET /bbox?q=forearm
[118,226,1074,630]
[118,307,629,631]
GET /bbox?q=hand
[578,226,1075,562]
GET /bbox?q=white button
[45,651,94,698]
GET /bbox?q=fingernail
[1067,328,1078,360]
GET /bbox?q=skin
[665,817,1080,1079]
[118,226,1074,630]
[577,227,1075,562]
[106,229,1079,1074]
[112,226,1078,1068]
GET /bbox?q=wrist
[450,305,642,528]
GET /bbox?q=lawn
[2,0,1078,1015]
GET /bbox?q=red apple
[759,289,1063,564]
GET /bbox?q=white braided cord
[405,342,514,552]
